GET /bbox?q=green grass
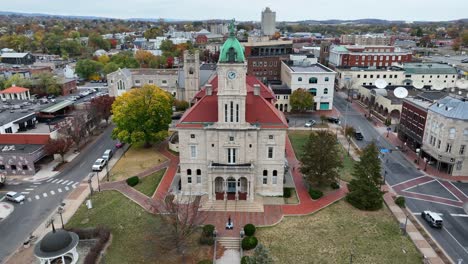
[133,169,166,197]
[288,131,356,182]
[256,201,422,264]
[66,191,209,264]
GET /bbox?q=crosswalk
[16,178,81,204]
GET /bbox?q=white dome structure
[34,229,79,264]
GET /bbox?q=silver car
[6,191,25,203]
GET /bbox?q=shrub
[202,224,215,237]
[199,236,214,245]
[330,182,340,189]
[197,260,212,264]
[395,196,406,208]
[67,227,111,264]
[244,223,256,236]
[283,187,292,198]
[242,236,258,250]
[126,176,139,187]
[308,188,323,200]
[241,256,250,264]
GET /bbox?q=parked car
[92,158,107,171]
[304,120,316,127]
[354,131,364,140]
[6,191,25,203]
[115,142,124,149]
[462,58,468,63]
[102,149,113,161]
[327,117,340,124]
[47,95,56,99]
[421,211,443,228]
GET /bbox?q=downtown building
[329,45,412,68]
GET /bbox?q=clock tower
[216,19,248,126]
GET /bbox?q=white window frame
[267,146,274,159]
[228,148,237,164]
[190,145,197,159]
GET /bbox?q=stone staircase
[217,237,241,251]
[199,196,264,212]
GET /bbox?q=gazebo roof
[34,229,79,259]
[0,86,29,94]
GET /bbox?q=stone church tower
[183,50,200,102]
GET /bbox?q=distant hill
[0,10,466,24]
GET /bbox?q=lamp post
[424,157,428,171]
[416,148,421,167]
[106,161,110,182]
[57,204,65,229]
[382,170,387,189]
[96,172,101,192]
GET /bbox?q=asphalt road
[0,126,117,262]
[333,94,468,262]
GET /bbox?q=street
[0,126,118,262]
[333,93,468,263]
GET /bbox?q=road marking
[404,196,463,208]
[401,180,436,192]
[50,190,55,195]
[25,188,34,191]
[46,178,53,182]
[27,197,32,202]
[43,193,48,198]
[35,195,40,200]
[62,180,69,185]
[51,179,59,183]
[403,190,460,202]
[67,181,74,185]
[443,227,468,255]
[65,186,69,191]
[58,188,62,193]
[72,185,77,189]
[391,175,428,187]
[33,182,41,185]
[21,192,29,194]
[437,180,462,202]
[56,179,63,184]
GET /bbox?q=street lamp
[106,161,110,182]
[57,205,65,229]
[424,157,428,171]
[415,148,421,166]
[382,170,387,188]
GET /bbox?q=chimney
[253,84,260,96]
[205,84,213,96]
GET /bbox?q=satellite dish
[455,79,468,89]
[394,87,409,98]
[375,79,388,89]
[413,82,424,89]
[432,81,445,91]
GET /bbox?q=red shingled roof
[0,86,29,94]
[178,75,287,129]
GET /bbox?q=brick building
[329,45,412,68]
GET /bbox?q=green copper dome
[218,19,245,63]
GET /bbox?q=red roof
[0,86,29,94]
[0,134,50,145]
[178,75,287,129]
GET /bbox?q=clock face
[227,70,237,80]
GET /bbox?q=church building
[176,22,288,202]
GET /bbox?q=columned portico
[213,175,252,201]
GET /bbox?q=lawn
[288,131,356,182]
[110,145,167,181]
[133,169,166,197]
[256,201,421,264]
[66,191,211,264]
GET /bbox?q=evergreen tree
[299,131,343,187]
[346,142,384,211]
[249,243,273,264]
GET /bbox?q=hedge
[242,236,258,250]
[197,260,212,264]
[308,188,323,200]
[394,196,405,208]
[283,187,292,198]
[66,227,111,264]
[126,176,139,187]
[330,182,340,189]
[202,224,215,237]
[241,256,250,264]
[244,223,256,236]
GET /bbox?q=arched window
[324,88,329,95]
[325,77,329,82]
[298,77,302,82]
[187,169,192,175]
[196,169,201,184]
[189,67,194,74]
[272,170,278,184]
[263,170,268,176]
[309,77,318,84]
[273,170,277,176]
[196,169,201,175]
[309,88,317,96]
[263,170,268,184]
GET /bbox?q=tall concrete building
[261,7,276,36]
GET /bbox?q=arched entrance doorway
[238,177,248,200]
[226,177,236,200]
[215,177,224,200]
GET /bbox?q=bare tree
[67,113,87,151]
[344,125,356,156]
[151,193,207,254]
[90,95,115,125]
[44,137,73,163]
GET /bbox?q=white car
[6,191,25,203]
[304,120,316,127]
[92,158,107,171]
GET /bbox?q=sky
[0,0,467,22]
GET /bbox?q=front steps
[199,196,264,212]
[217,237,241,250]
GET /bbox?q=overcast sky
[1,0,466,21]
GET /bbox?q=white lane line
[62,180,69,185]
[404,196,463,208]
[43,193,48,198]
[27,197,32,202]
[33,182,41,185]
[443,227,468,255]
[450,214,468,217]
[67,181,74,185]
[403,190,460,202]
[65,186,69,191]
[21,192,29,194]
[46,178,53,182]
[390,175,428,187]
[50,190,55,195]
[401,180,436,192]
[51,179,59,183]
[449,182,468,199]
[25,188,34,191]
[56,179,63,184]
[437,180,462,202]
[72,185,77,189]
[35,195,40,200]
[58,188,62,193]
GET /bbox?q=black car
[354,131,364,140]
[462,58,468,63]
[327,117,340,124]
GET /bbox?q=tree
[299,131,343,187]
[249,243,274,264]
[66,113,87,150]
[109,51,139,68]
[135,50,158,68]
[461,29,468,47]
[90,95,115,124]
[151,193,206,254]
[33,72,61,95]
[0,74,32,90]
[60,39,82,57]
[75,59,103,80]
[43,33,63,54]
[103,62,119,74]
[143,27,163,39]
[320,115,327,124]
[88,33,110,50]
[44,137,73,163]
[290,88,314,112]
[97,54,110,65]
[452,38,461,52]
[344,126,356,156]
[346,142,384,211]
[112,84,173,147]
